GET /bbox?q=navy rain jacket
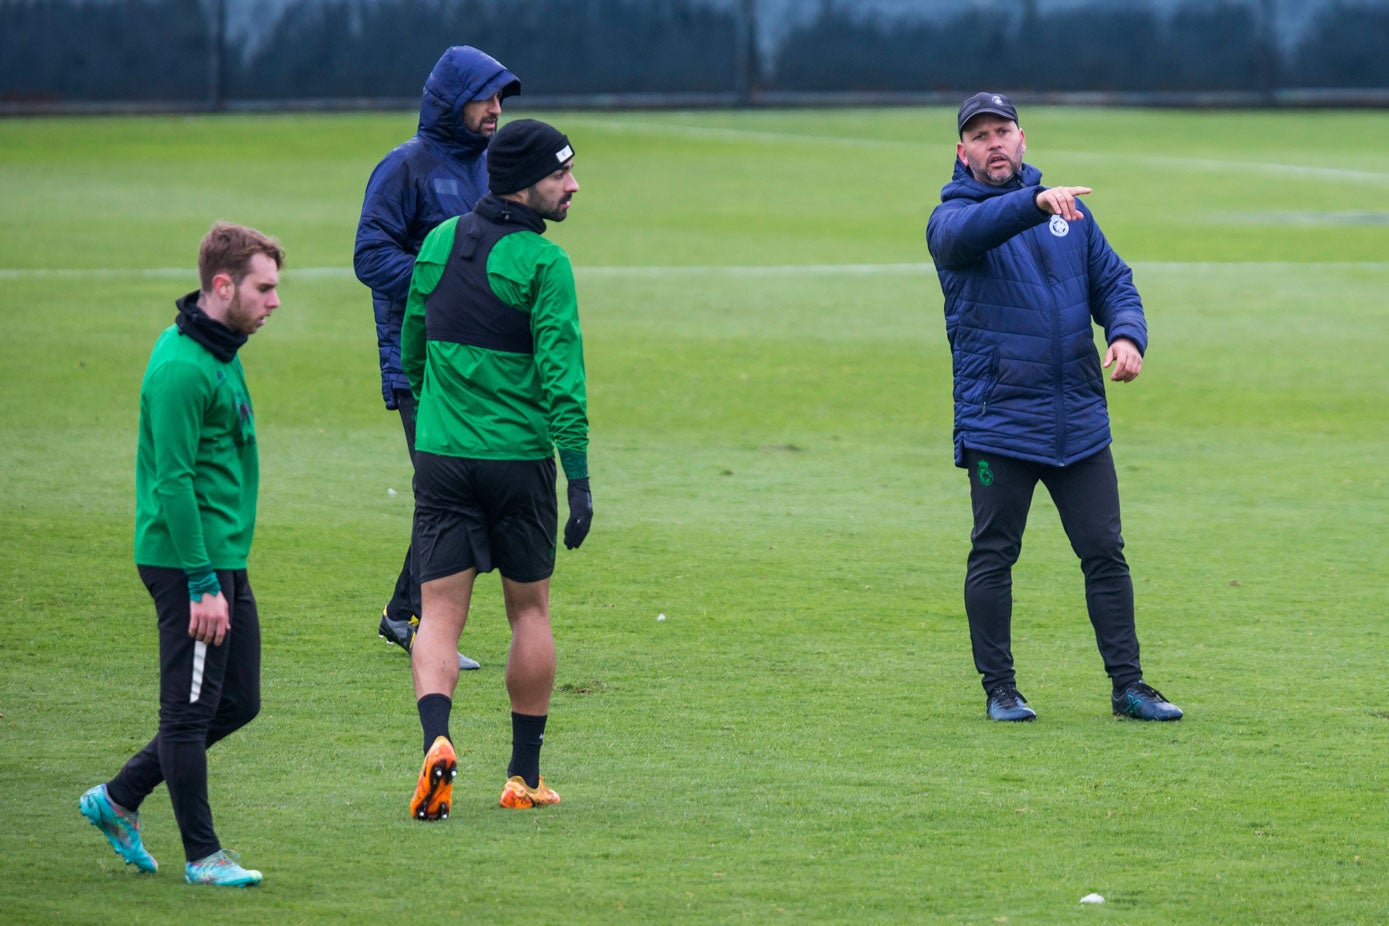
[354,45,520,408]
[926,158,1147,468]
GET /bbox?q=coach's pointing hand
[1035,185,1091,222]
[564,478,592,549]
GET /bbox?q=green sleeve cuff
[558,449,588,481]
[186,569,222,602]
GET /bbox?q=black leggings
[386,388,422,621]
[106,566,260,862]
[962,446,1142,693]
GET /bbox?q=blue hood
[418,46,521,157]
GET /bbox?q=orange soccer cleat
[499,775,561,809]
[410,736,458,820]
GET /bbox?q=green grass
[1,106,1386,924]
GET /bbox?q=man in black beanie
[400,118,589,817]
[485,119,576,203]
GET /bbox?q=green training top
[133,324,258,574]
[402,214,588,478]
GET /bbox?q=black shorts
[412,452,558,584]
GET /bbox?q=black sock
[417,693,452,754]
[507,712,548,788]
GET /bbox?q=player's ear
[212,271,234,299]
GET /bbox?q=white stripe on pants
[189,640,207,703]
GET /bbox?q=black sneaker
[378,609,481,670]
[378,609,417,652]
[1112,681,1183,721]
[986,684,1037,722]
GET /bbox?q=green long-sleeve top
[401,206,588,479]
[134,323,258,574]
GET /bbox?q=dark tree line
[773,1,1389,94]
[1,0,209,102]
[2,0,1385,105]
[228,0,741,99]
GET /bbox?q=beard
[224,290,262,335]
[529,191,573,222]
[987,163,1020,184]
[975,152,1023,186]
[467,116,497,137]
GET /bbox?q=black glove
[563,478,592,550]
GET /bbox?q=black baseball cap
[957,91,1019,136]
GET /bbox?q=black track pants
[106,566,261,862]
[962,446,1142,693]
[386,388,423,622]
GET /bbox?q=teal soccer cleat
[79,784,158,873]
[185,849,263,886]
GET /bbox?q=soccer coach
[400,119,590,817]
[926,92,1182,724]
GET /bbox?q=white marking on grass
[580,262,936,277]
[0,265,358,281]
[0,267,195,280]
[558,118,900,149]
[3,261,1387,281]
[1214,211,1389,225]
[1055,150,1389,185]
[564,118,1389,185]
[1131,261,1389,271]
[0,263,939,280]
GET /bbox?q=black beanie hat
[487,119,574,195]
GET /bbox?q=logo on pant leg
[976,459,994,486]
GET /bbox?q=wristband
[187,569,222,603]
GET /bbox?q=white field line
[559,117,902,149]
[0,263,937,281]
[1056,151,1389,185]
[564,118,1389,185]
[2,261,1388,282]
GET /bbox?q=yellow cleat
[499,775,561,809]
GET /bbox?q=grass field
[1,105,1386,924]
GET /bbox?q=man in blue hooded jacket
[926,92,1182,723]
[355,46,520,671]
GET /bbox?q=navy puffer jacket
[926,158,1146,468]
[354,46,520,408]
